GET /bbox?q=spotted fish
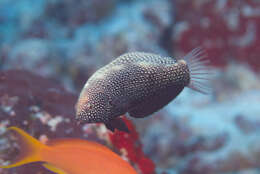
[75,48,212,132]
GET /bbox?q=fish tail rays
[0,127,47,168]
[183,47,215,94]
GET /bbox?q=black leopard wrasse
[75,47,213,132]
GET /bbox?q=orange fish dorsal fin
[42,163,68,174]
[0,127,46,168]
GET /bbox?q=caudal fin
[183,47,214,94]
[0,127,46,168]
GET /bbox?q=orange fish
[0,127,137,174]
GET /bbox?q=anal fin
[129,85,183,118]
[43,163,68,174]
[105,117,129,133]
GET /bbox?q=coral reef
[173,0,260,71]
[0,0,174,91]
[1,0,260,174]
[109,118,155,174]
[0,69,155,174]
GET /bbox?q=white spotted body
[76,48,212,132]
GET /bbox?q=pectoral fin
[43,163,68,174]
[105,117,129,133]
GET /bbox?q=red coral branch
[109,117,156,174]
